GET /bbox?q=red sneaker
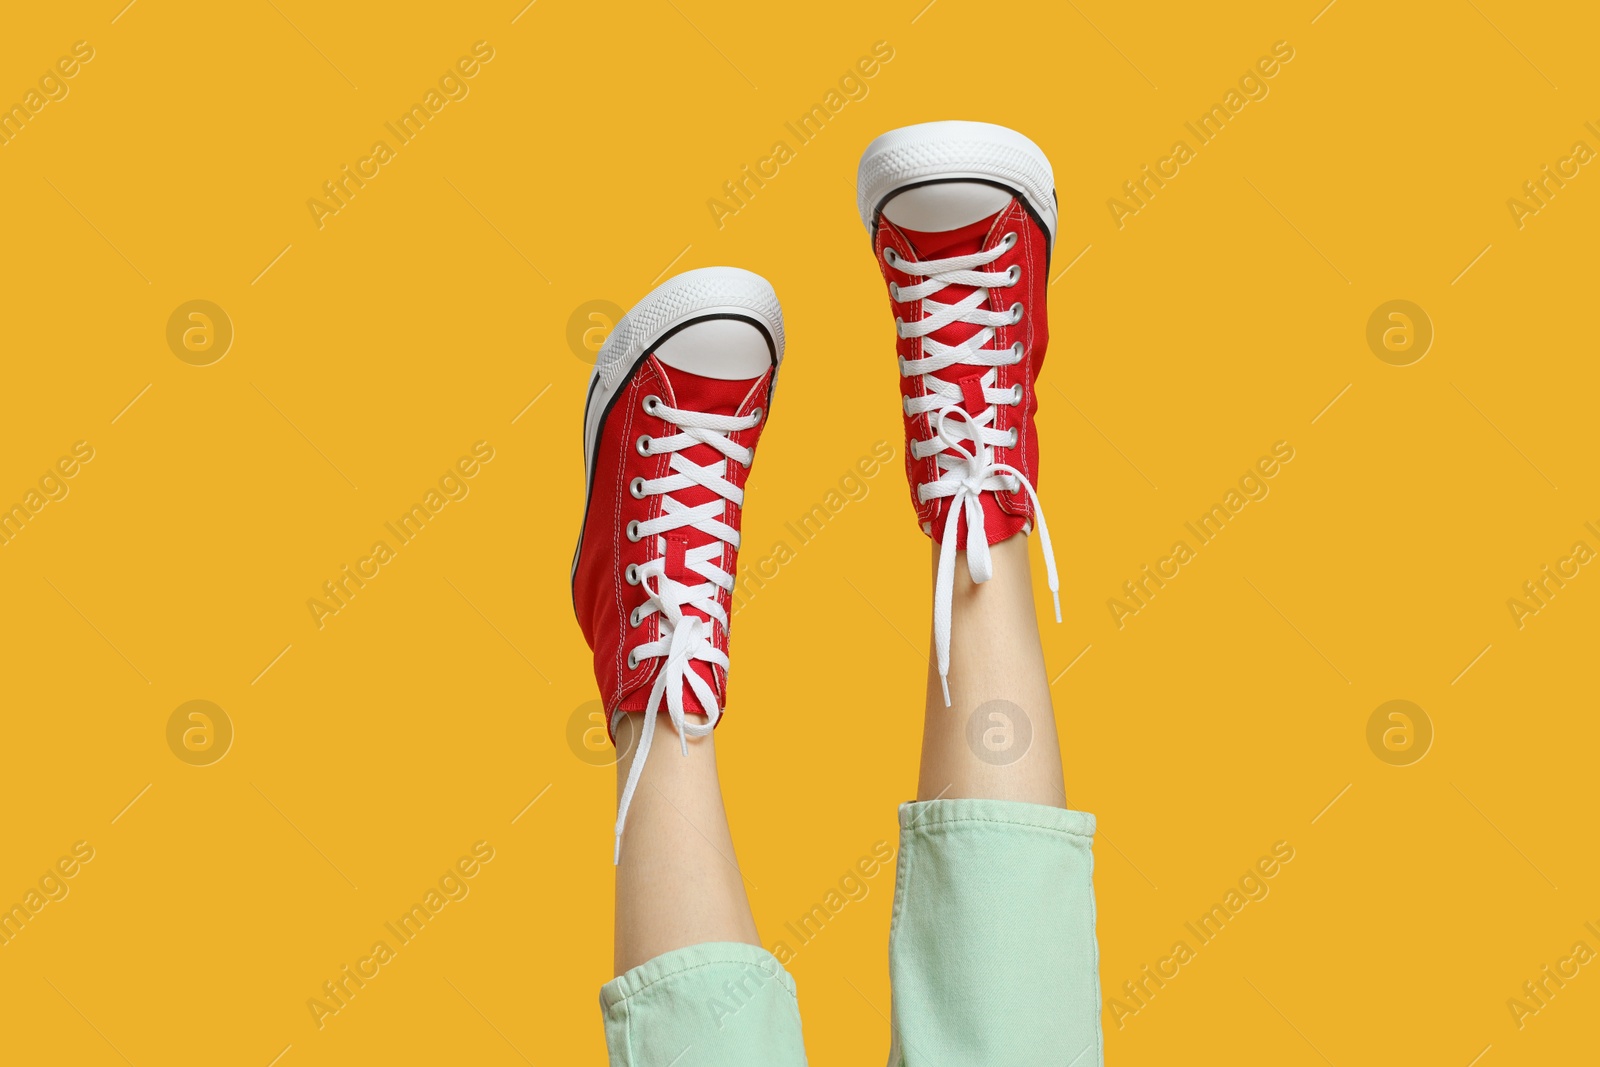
[572,267,784,860]
[857,121,1061,702]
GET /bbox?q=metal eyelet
[1011,341,1024,358]
[1005,264,1021,286]
[629,476,647,499]
[642,394,661,415]
[1001,232,1018,251]
[897,355,910,376]
[626,649,640,669]
[749,407,763,424]
[894,317,907,339]
[1008,302,1024,324]
[883,247,901,267]
[626,520,641,542]
[629,606,644,627]
[624,563,640,585]
[888,282,901,300]
[635,435,652,456]
[1007,429,1020,447]
[1010,384,1024,404]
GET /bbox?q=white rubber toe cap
[653,318,773,380]
[857,120,1057,245]
[594,266,784,396]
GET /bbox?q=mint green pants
[600,798,1103,1065]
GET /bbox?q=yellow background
[2,0,1596,1063]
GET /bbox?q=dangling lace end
[613,798,632,868]
[612,707,656,866]
[1051,588,1062,625]
[940,672,952,708]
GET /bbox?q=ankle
[934,532,1032,588]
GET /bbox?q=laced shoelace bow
[889,235,1061,704]
[613,394,761,862]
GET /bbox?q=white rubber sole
[856,120,1057,245]
[573,266,784,582]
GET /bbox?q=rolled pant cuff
[899,796,1097,838]
[890,796,1103,1066]
[600,941,806,1066]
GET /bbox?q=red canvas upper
[872,198,1051,550]
[573,355,773,739]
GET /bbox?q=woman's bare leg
[612,712,759,975]
[918,534,1066,805]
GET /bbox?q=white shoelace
[890,236,1061,705]
[613,394,760,862]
